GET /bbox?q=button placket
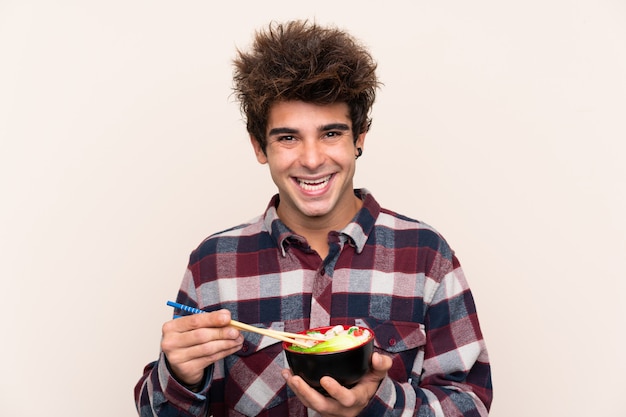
[310,267,332,329]
[309,236,342,329]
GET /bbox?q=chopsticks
[228,320,316,348]
[166,301,317,348]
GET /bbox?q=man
[135,20,492,416]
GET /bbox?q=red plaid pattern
[135,190,493,416]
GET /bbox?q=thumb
[371,352,392,375]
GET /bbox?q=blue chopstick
[166,300,206,316]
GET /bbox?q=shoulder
[375,207,454,258]
[189,214,269,261]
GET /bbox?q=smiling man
[254,101,365,259]
[135,20,493,417]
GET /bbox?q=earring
[355,147,363,159]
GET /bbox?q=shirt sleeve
[134,351,213,417]
[360,265,493,416]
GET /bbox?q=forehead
[267,101,351,128]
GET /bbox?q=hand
[161,309,244,386]
[282,352,393,417]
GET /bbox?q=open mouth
[296,175,332,191]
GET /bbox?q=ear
[355,132,366,152]
[250,135,268,164]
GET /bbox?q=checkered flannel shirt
[135,189,493,416]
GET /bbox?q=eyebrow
[268,127,298,136]
[322,123,350,132]
[268,123,351,137]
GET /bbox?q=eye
[324,130,344,140]
[269,134,299,147]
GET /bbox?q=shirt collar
[262,188,381,256]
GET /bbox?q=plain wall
[1,1,624,416]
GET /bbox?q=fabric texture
[135,189,493,416]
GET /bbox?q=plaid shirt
[135,189,493,416]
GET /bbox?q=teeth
[297,175,331,191]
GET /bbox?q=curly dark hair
[232,20,380,153]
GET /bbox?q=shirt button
[241,343,249,353]
[388,338,396,347]
[320,268,326,276]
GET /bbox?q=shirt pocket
[355,317,426,383]
[224,321,289,417]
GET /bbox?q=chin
[296,197,336,217]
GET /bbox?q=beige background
[1,1,625,416]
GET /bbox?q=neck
[277,194,363,258]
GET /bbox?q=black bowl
[283,325,374,395]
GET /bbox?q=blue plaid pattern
[135,189,492,416]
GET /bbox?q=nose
[300,139,325,169]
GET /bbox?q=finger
[172,340,243,370]
[165,309,232,333]
[327,353,392,409]
[318,376,360,409]
[167,340,244,386]
[164,332,244,384]
[162,324,241,356]
[283,374,325,410]
[370,352,393,374]
[161,329,243,362]
[319,376,347,399]
[281,368,293,380]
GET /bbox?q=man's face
[251,100,365,230]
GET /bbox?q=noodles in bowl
[283,324,375,395]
